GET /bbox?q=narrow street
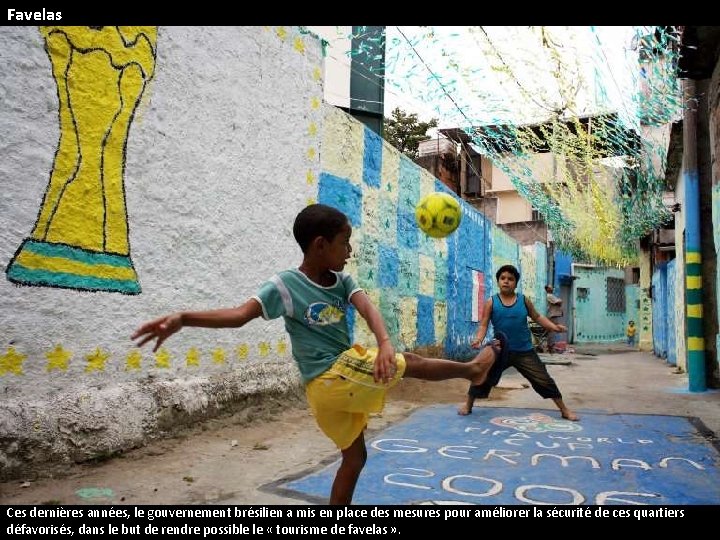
[2,346,718,505]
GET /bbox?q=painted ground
[269,406,720,505]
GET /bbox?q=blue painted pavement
[274,406,720,505]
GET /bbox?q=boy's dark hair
[496,264,520,282]
[293,204,349,253]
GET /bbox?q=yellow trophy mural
[6,26,157,294]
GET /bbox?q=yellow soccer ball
[415,192,462,238]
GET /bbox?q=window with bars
[606,277,625,312]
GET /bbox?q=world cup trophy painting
[6,26,157,294]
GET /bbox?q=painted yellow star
[312,67,322,81]
[293,36,305,54]
[306,170,316,185]
[212,348,226,365]
[258,342,271,357]
[306,197,316,206]
[186,347,200,367]
[308,122,318,136]
[0,347,26,376]
[276,340,287,355]
[236,344,249,361]
[45,345,72,372]
[307,148,316,160]
[276,27,287,40]
[125,350,142,371]
[85,348,110,373]
[310,96,320,110]
[155,348,171,369]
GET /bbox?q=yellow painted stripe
[16,251,136,281]
[686,275,702,289]
[688,337,705,351]
[686,252,702,264]
[687,304,703,318]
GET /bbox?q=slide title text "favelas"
[8,9,62,20]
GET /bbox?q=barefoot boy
[460,264,578,421]
[133,204,502,504]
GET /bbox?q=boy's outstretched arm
[471,298,493,348]
[526,297,567,333]
[350,291,395,384]
[132,299,263,352]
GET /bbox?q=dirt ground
[0,376,528,505]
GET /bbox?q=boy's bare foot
[553,397,579,422]
[469,346,496,387]
[457,404,472,416]
[468,336,504,387]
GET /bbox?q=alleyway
[1,346,719,505]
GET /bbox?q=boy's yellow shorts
[305,344,406,450]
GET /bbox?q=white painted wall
[0,26,323,477]
[306,26,352,109]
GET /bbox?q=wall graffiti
[6,26,157,294]
[1,26,323,384]
[318,117,448,352]
[0,340,289,376]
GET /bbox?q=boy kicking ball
[133,203,504,504]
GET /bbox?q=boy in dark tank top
[461,264,578,421]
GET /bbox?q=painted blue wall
[554,249,573,289]
[666,259,677,365]
[573,266,626,342]
[652,263,668,358]
[445,181,493,359]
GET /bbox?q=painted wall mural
[1,25,327,477]
[639,249,654,350]
[6,26,157,294]
[445,201,494,358]
[0,27,555,392]
[0,26,322,393]
[317,105,554,360]
[319,107,445,352]
[0,339,292,378]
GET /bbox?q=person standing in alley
[626,320,637,347]
[545,284,563,354]
[459,265,579,421]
